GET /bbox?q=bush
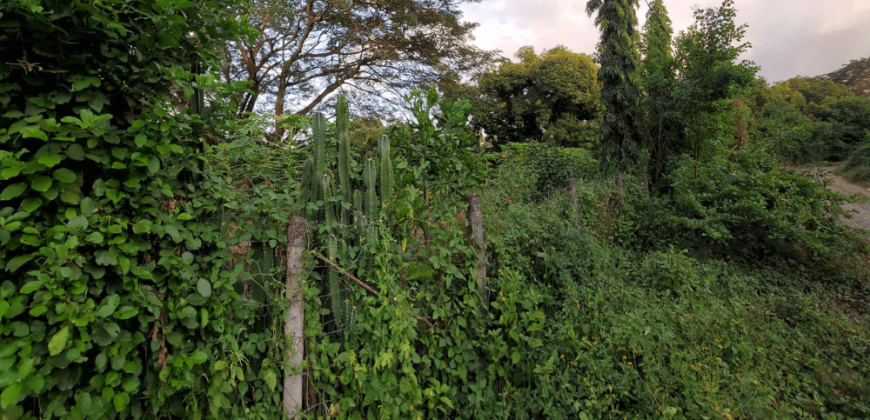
[635,148,852,265]
[843,134,870,182]
[495,143,597,201]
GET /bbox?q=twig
[311,252,436,330]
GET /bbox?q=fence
[278,179,582,418]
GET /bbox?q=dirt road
[809,165,870,230]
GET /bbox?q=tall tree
[224,0,494,125]
[586,0,645,173]
[639,0,676,182]
[452,46,601,148]
[671,0,756,162]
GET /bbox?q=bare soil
[806,164,870,231]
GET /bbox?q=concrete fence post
[283,215,307,418]
[567,178,578,219]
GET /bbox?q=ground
[808,164,870,230]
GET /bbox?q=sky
[460,0,870,83]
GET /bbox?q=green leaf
[189,350,208,365]
[37,154,63,167]
[134,134,147,147]
[29,305,47,316]
[19,281,43,294]
[18,358,35,378]
[86,232,104,243]
[114,306,137,320]
[48,326,70,356]
[95,353,108,371]
[96,295,120,317]
[20,125,47,140]
[53,168,77,183]
[0,183,27,200]
[20,197,42,213]
[178,306,196,319]
[0,382,21,409]
[6,254,34,272]
[147,156,160,174]
[65,144,85,160]
[262,369,277,391]
[31,175,52,192]
[113,392,128,412]
[196,279,212,298]
[67,215,89,230]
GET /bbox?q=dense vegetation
[1,0,870,419]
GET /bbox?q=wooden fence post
[283,215,306,419]
[567,178,578,220]
[466,193,487,306]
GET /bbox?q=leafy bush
[478,168,870,419]
[0,1,298,418]
[495,143,597,200]
[843,134,870,182]
[635,148,851,265]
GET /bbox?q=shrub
[843,134,870,182]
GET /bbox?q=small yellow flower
[501,297,506,302]
[608,384,612,392]
[725,414,733,420]
[716,357,722,363]
[718,344,723,349]
[627,362,633,366]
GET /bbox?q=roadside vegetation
[1,0,869,419]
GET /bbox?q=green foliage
[816,56,870,98]
[0,0,303,418]
[494,143,598,201]
[810,97,870,160]
[586,0,645,173]
[843,134,870,182]
[475,159,870,419]
[648,0,757,175]
[462,46,601,148]
[633,145,856,267]
[769,78,854,111]
[299,88,492,418]
[639,0,677,183]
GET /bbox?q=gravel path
[810,165,870,231]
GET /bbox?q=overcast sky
[460,0,870,82]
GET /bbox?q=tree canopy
[456,46,600,148]
[224,0,495,122]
